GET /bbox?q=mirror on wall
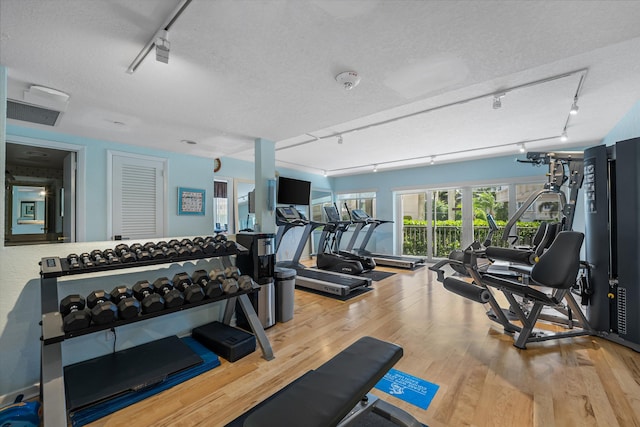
[310,188,333,253]
[235,180,256,232]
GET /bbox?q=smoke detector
[335,71,361,90]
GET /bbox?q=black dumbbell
[172,272,204,303]
[103,249,121,264]
[110,286,141,319]
[167,240,190,257]
[129,243,152,261]
[79,253,95,268]
[192,269,224,298]
[90,249,109,266]
[114,244,136,263]
[67,253,80,269]
[153,277,184,308]
[60,294,91,332]
[195,237,216,256]
[180,239,203,256]
[86,290,118,325]
[132,280,165,314]
[213,234,227,243]
[223,240,238,254]
[237,275,256,291]
[156,241,178,258]
[143,242,166,260]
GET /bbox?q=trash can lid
[274,266,297,279]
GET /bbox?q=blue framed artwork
[178,187,205,215]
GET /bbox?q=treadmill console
[323,206,342,222]
[351,209,370,221]
[277,206,302,220]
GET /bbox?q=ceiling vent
[7,99,63,126]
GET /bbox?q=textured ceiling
[2,0,640,176]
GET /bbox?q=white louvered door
[111,154,165,240]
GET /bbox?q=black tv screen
[277,176,310,206]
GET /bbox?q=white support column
[0,66,7,247]
[254,138,276,234]
[461,187,474,248]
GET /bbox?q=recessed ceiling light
[181,139,197,145]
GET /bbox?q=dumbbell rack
[39,243,275,427]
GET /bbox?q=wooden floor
[88,263,640,427]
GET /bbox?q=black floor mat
[295,285,372,301]
[361,270,396,281]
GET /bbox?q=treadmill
[275,206,371,297]
[344,206,426,269]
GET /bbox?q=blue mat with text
[374,368,439,410]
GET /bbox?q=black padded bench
[230,336,422,427]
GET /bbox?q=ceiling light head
[570,102,579,115]
[430,156,436,165]
[181,139,197,145]
[560,132,568,142]
[155,30,170,64]
[337,135,343,144]
[492,93,505,109]
[373,164,378,172]
[323,170,328,177]
[335,71,361,90]
[518,143,526,153]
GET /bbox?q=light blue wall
[601,100,640,146]
[7,125,217,241]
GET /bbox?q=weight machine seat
[488,222,562,266]
[243,336,403,427]
[481,231,584,303]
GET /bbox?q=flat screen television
[277,176,311,206]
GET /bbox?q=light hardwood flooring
[88,263,640,427]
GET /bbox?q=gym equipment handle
[443,277,490,303]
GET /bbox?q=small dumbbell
[60,294,91,332]
[237,275,256,291]
[224,266,241,280]
[172,272,204,303]
[153,277,184,308]
[192,270,224,298]
[180,239,203,256]
[86,290,118,325]
[110,286,141,319]
[222,278,239,294]
[156,241,178,258]
[223,240,238,254]
[143,242,166,260]
[130,243,152,261]
[132,280,165,314]
[67,253,80,269]
[79,253,95,268]
[103,249,121,264]
[90,249,109,266]
[208,269,227,284]
[168,240,190,257]
[114,244,136,263]
[213,234,227,243]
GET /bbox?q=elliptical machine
[316,205,376,275]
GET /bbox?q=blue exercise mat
[69,336,220,427]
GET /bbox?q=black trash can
[274,267,296,322]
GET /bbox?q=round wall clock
[214,158,222,173]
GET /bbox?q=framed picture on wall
[178,187,205,215]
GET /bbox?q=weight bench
[432,231,592,349]
[229,336,422,427]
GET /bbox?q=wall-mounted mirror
[310,188,333,254]
[235,180,256,232]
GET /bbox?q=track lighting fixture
[155,30,170,64]
[430,156,436,165]
[518,143,526,153]
[337,135,343,144]
[373,164,378,172]
[570,101,579,115]
[492,93,505,109]
[323,170,327,177]
[560,132,568,142]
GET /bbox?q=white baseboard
[0,384,39,406]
